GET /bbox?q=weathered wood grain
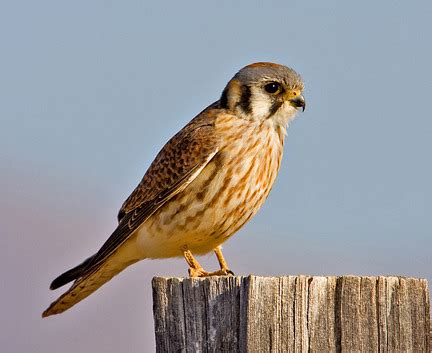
[152,276,430,353]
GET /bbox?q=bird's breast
[136,120,285,258]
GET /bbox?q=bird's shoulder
[117,101,232,221]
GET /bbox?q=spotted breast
[135,112,285,258]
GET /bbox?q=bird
[42,62,305,317]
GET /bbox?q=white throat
[248,87,299,132]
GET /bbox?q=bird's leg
[213,246,235,276]
[183,249,210,277]
[182,247,234,277]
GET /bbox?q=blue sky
[1,1,431,352]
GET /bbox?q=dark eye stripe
[238,85,252,114]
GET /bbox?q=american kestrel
[43,62,305,317]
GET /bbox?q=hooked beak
[289,95,306,112]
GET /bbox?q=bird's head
[220,62,305,127]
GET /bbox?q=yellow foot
[183,248,235,277]
[188,267,235,277]
[210,268,235,276]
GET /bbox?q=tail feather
[43,258,139,317]
[50,255,94,290]
[43,240,141,317]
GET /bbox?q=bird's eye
[264,82,281,94]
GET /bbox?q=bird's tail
[42,243,140,317]
[49,255,95,290]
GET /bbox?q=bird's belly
[135,125,283,259]
[134,174,246,258]
[135,191,255,259]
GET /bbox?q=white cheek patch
[242,87,300,129]
[271,102,299,129]
[250,88,273,120]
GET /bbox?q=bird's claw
[188,267,209,278]
[188,267,235,277]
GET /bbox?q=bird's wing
[87,114,219,272]
[43,110,220,317]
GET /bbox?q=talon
[226,269,235,276]
[219,268,235,276]
[205,269,234,276]
[188,267,210,278]
[213,246,234,276]
[183,248,235,278]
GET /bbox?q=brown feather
[43,105,222,317]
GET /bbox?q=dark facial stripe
[268,100,283,118]
[219,87,228,109]
[238,85,252,115]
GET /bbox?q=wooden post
[152,276,430,352]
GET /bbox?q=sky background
[1,1,431,352]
